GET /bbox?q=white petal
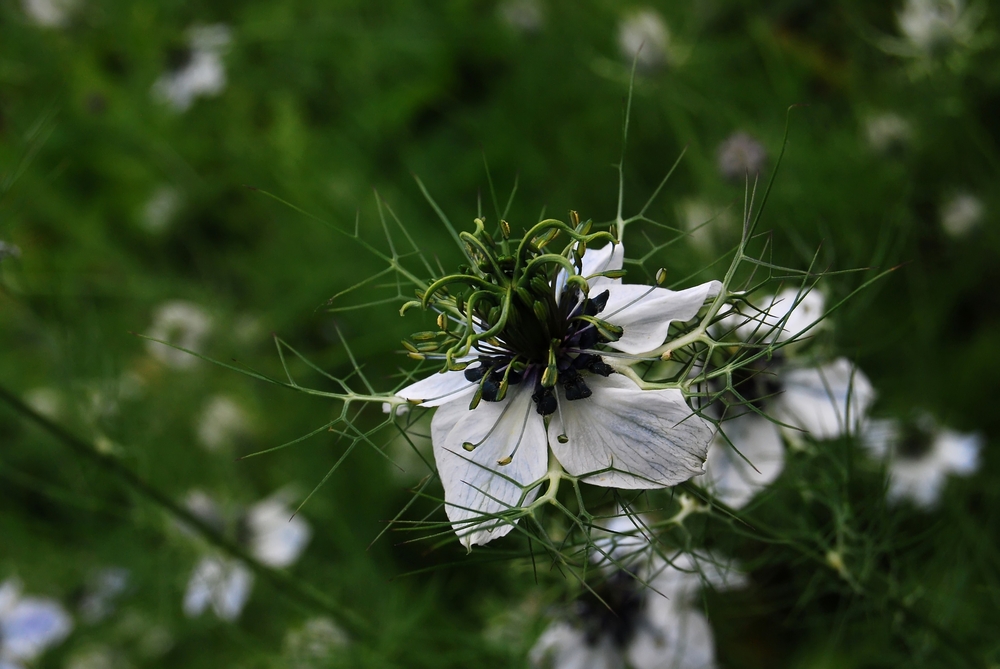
[773,359,875,442]
[396,369,477,407]
[935,429,982,475]
[602,281,721,355]
[245,494,312,568]
[0,597,73,662]
[628,605,715,669]
[705,412,785,509]
[550,374,712,489]
[529,621,623,669]
[434,384,548,548]
[581,242,625,290]
[886,459,946,508]
[724,288,825,344]
[183,556,254,622]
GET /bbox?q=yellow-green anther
[415,342,439,353]
[436,313,449,331]
[402,339,419,353]
[533,300,549,323]
[499,219,511,238]
[411,331,438,341]
[600,269,627,279]
[530,275,551,295]
[469,385,483,410]
[399,300,422,316]
[576,316,623,342]
[570,210,580,227]
[656,268,667,285]
[496,456,512,466]
[557,434,569,444]
[580,219,593,235]
[541,345,559,387]
[463,442,477,452]
[565,275,590,295]
[407,352,426,361]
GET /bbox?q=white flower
[21,0,76,27]
[897,0,979,54]
[940,192,984,238]
[145,300,212,369]
[152,25,231,112]
[183,556,254,622]
[283,617,349,669]
[181,490,311,621]
[140,185,183,233]
[862,416,982,507]
[864,113,913,155]
[397,243,720,548]
[676,200,734,254]
[0,241,21,262]
[716,132,768,183]
[531,517,742,669]
[0,578,73,668]
[706,290,875,507]
[78,568,130,624]
[618,9,670,70]
[498,0,544,34]
[196,395,251,452]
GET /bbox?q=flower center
[575,570,646,649]
[896,422,934,459]
[463,286,617,415]
[723,351,784,412]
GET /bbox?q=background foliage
[1,0,997,667]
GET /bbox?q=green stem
[0,384,372,639]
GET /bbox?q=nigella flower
[716,132,767,184]
[21,0,76,27]
[939,191,984,238]
[180,489,311,621]
[705,289,875,508]
[896,0,981,56]
[862,415,982,508]
[152,25,231,112]
[78,568,130,624]
[395,218,720,548]
[196,395,252,452]
[617,8,671,70]
[283,618,350,669]
[145,300,213,369]
[863,112,913,157]
[0,578,73,669]
[530,515,743,669]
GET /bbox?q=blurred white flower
[152,25,231,112]
[531,516,742,669]
[0,241,21,262]
[716,132,767,183]
[864,113,913,155]
[183,557,253,623]
[676,200,734,254]
[78,568,130,624]
[181,489,311,621]
[862,415,982,507]
[618,9,670,70]
[0,578,73,668]
[498,0,544,33]
[196,395,251,452]
[64,645,131,669]
[21,0,76,27]
[140,186,183,233]
[23,387,65,420]
[706,290,875,506]
[145,300,212,369]
[897,0,979,54]
[283,617,350,669]
[940,191,984,238]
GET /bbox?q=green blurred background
[1,1,998,667]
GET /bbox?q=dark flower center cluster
[719,350,784,413]
[464,285,617,416]
[404,214,623,416]
[575,569,646,649]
